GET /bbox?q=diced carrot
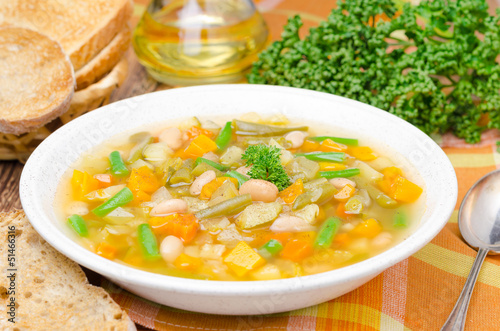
[96,242,117,260]
[348,146,378,161]
[149,213,199,243]
[183,134,217,158]
[350,218,382,238]
[71,170,100,200]
[94,174,113,188]
[333,184,356,202]
[318,162,347,171]
[336,203,351,219]
[224,241,266,277]
[301,140,320,152]
[127,166,161,194]
[199,177,239,200]
[332,233,351,248]
[280,239,313,262]
[174,253,202,271]
[278,178,304,204]
[319,139,347,152]
[186,126,214,140]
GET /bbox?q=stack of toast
[0,0,134,162]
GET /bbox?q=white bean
[190,170,216,195]
[239,179,278,202]
[236,166,251,176]
[329,178,356,190]
[159,127,183,150]
[284,131,308,148]
[160,236,184,263]
[202,151,219,162]
[150,199,188,216]
[371,232,393,250]
[270,216,315,232]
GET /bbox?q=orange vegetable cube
[127,166,161,194]
[278,178,304,204]
[301,140,320,152]
[318,162,347,171]
[224,241,266,277]
[131,190,151,207]
[183,134,217,158]
[174,253,202,271]
[350,218,382,238]
[378,167,422,203]
[349,146,378,161]
[333,184,356,201]
[96,242,117,260]
[71,170,100,200]
[149,213,199,243]
[320,139,347,152]
[280,239,313,262]
[336,202,351,219]
[391,176,423,203]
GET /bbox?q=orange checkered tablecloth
[104,1,500,330]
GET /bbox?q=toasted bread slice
[0,0,133,71]
[0,210,136,331]
[0,27,75,135]
[76,24,131,91]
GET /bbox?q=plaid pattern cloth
[104,1,500,330]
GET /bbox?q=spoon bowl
[441,169,500,331]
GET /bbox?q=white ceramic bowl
[20,85,457,315]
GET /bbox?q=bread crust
[0,27,75,135]
[0,0,133,71]
[0,210,136,330]
[76,24,131,91]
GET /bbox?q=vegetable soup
[55,115,425,281]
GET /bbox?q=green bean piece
[195,157,229,171]
[234,120,308,137]
[308,136,358,146]
[126,132,154,164]
[138,223,161,260]
[68,214,88,237]
[258,239,283,259]
[352,177,398,209]
[293,183,337,210]
[295,152,345,163]
[194,194,252,219]
[109,151,130,177]
[393,210,407,228]
[225,170,249,187]
[215,121,233,150]
[315,217,342,248]
[320,168,360,179]
[92,187,134,217]
[191,163,223,177]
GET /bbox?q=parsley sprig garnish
[241,144,291,191]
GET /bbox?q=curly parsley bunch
[248,0,500,143]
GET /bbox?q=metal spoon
[441,169,500,331]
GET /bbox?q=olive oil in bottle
[133,0,270,86]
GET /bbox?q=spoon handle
[440,247,488,331]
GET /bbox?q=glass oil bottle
[133,0,270,86]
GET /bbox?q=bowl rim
[20,84,457,296]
